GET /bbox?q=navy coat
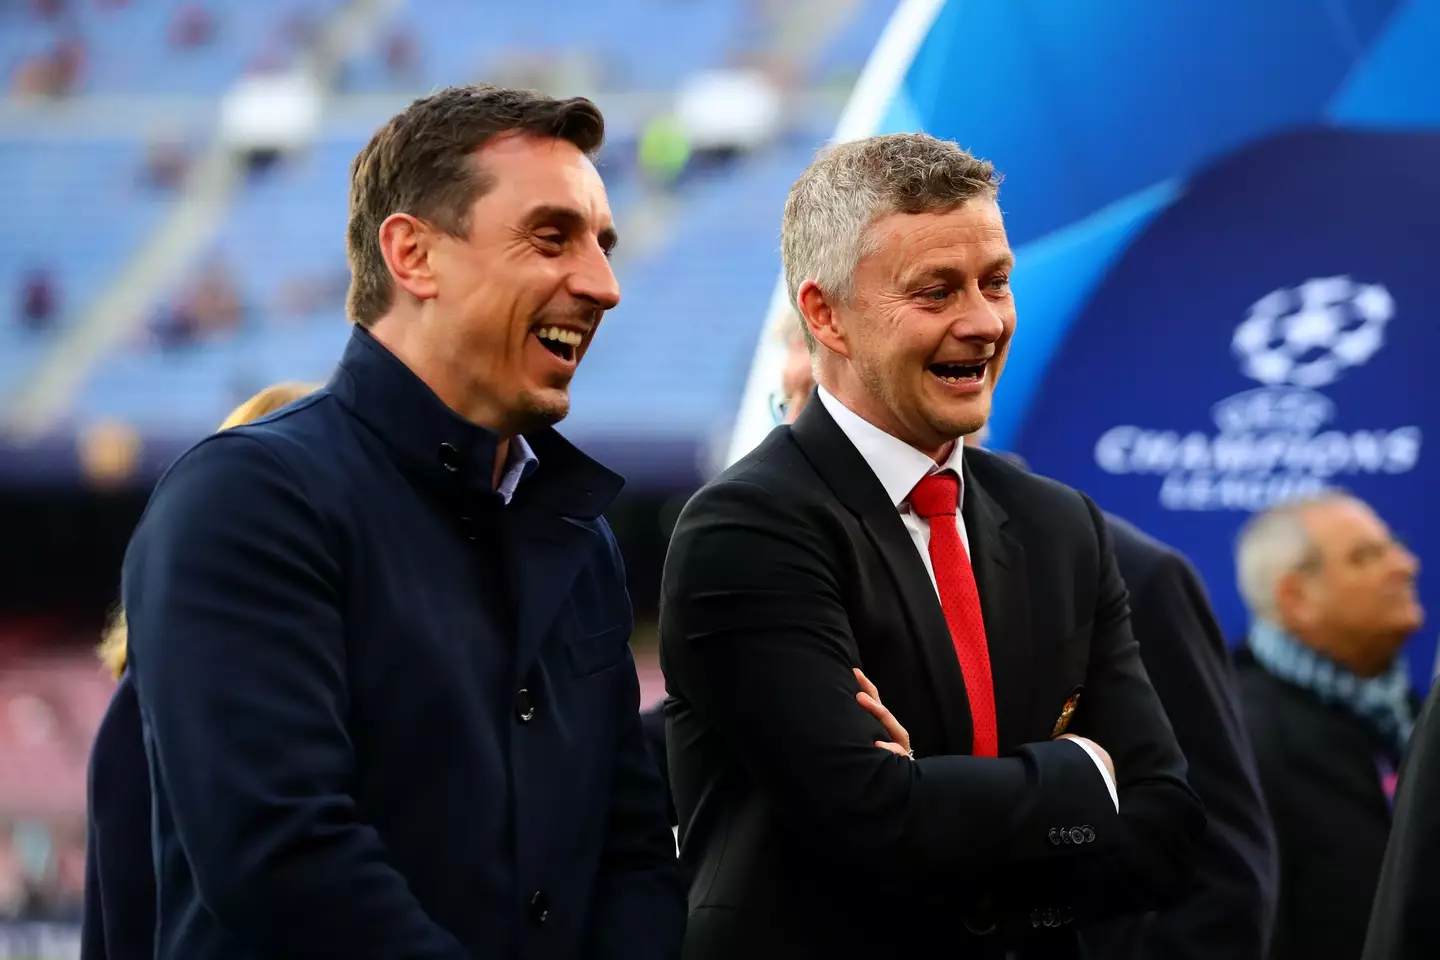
[82,671,156,960]
[121,327,685,959]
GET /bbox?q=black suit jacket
[658,398,1204,958]
[642,512,1277,959]
[1083,517,1277,960]
[1363,682,1440,960]
[82,671,156,960]
[1236,649,1402,960]
[121,327,684,959]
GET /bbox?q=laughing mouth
[533,325,584,363]
[929,361,986,383]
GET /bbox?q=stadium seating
[342,0,746,93]
[0,141,170,402]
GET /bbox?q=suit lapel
[791,398,974,752]
[506,511,600,677]
[962,455,1031,753]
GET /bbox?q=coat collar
[327,325,623,519]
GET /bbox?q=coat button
[514,688,535,723]
[528,889,549,924]
[1069,826,1085,845]
[1081,825,1095,843]
[438,442,462,473]
[1048,827,1061,846]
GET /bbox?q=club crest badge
[1051,687,1083,738]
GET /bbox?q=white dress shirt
[816,388,1118,810]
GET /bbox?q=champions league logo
[1093,276,1423,511]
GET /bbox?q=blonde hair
[98,382,317,679]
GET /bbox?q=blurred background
[0,0,1437,954]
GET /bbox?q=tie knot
[909,471,959,519]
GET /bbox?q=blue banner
[1013,127,1440,684]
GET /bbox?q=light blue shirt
[496,434,538,505]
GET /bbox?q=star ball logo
[1093,276,1422,511]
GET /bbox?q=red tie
[908,471,998,758]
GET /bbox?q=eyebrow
[524,204,619,255]
[908,253,1015,286]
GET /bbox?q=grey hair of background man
[1235,490,1354,623]
[779,133,1001,352]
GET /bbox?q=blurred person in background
[1234,493,1424,960]
[1364,679,1440,960]
[81,381,314,960]
[120,85,683,960]
[659,133,1202,958]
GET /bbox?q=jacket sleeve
[660,478,1130,880]
[123,433,473,960]
[1126,549,1277,957]
[584,529,687,960]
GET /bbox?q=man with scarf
[1233,493,1424,960]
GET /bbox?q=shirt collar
[815,385,964,509]
[496,434,538,506]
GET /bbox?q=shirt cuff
[1067,738,1119,812]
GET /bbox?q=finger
[853,668,881,702]
[857,692,909,749]
[875,740,909,757]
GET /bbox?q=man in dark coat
[122,85,685,960]
[1233,494,1422,960]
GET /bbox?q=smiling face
[803,197,1015,457]
[422,133,619,434]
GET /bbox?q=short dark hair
[345,85,606,327]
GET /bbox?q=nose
[1396,543,1419,578]
[953,286,1007,342]
[571,245,621,312]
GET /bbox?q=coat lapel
[503,428,626,679]
[961,455,1031,753]
[791,397,974,752]
[506,511,601,677]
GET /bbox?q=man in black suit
[644,403,1276,959]
[1233,493,1423,960]
[1364,681,1440,959]
[658,133,1204,958]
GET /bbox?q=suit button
[514,688,535,723]
[1048,827,1061,846]
[1081,825,1095,843]
[1069,827,1085,845]
[1030,909,1042,929]
[438,442,462,473]
[528,889,549,924]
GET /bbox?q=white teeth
[535,326,583,347]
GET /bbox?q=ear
[797,280,850,360]
[1274,569,1315,628]
[377,212,439,303]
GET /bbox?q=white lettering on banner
[1089,277,1420,512]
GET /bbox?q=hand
[1059,733,1115,782]
[854,668,912,759]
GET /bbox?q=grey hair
[780,133,1001,346]
[1235,491,1352,622]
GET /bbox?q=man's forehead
[1305,498,1386,540]
[872,201,1010,259]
